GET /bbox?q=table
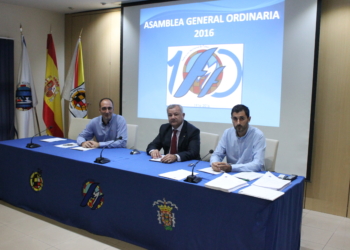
[0,137,304,250]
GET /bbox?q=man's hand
[150,149,162,159]
[82,141,100,148]
[161,154,177,164]
[211,162,232,172]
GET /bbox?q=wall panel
[64,9,121,135]
[305,0,350,217]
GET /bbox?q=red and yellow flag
[62,37,87,118]
[43,34,64,137]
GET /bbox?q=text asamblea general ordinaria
[143,11,280,29]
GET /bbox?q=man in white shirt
[210,104,265,172]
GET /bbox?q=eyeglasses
[101,107,112,111]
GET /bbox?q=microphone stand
[184,150,214,183]
[26,126,53,148]
[94,136,122,164]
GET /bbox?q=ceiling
[0,0,151,14]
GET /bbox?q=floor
[1,201,350,250]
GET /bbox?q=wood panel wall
[304,0,350,217]
[64,9,121,135]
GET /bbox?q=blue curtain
[0,38,15,141]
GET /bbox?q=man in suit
[146,104,200,163]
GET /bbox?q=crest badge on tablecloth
[153,198,178,231]
[30,169,44,191]
[80,181,104,210]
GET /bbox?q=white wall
[0,3,65,134]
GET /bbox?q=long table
[0,137,304,250]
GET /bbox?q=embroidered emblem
[69,84,88,118]
[30,169,43,191]
[80,181,104,210]
[44,75,60,99]
[153,198,178,231]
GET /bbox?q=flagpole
[19,25,41,136]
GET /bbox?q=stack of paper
[252,171,290,190]
[198,167,223,175]
[233,172,264,181]
[205,173,248,193]
[159,169,196,181]
[238,185,284,201]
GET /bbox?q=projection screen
[122,0,318,178]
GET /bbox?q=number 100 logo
[167,44,244,109]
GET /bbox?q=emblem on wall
[153,198,178,231]
[29,169,43,191]
[80,181,104,210]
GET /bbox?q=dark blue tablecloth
[0,136,304,250]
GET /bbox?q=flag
[15,35,38,138]
[43,34,64,137]
[62,37,88,118]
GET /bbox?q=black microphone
[94,136,123,164]
[184,149,214,183]
[26,126,53,148]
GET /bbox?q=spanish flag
[43,34,63,137]
[62,37,87,118]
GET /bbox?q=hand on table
[211,162,232,172]
[82,141,100,148]
[161,154,177,164]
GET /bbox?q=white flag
[15,35,38,138]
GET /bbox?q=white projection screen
[122,0,318,178]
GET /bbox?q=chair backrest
[68,118,91,140]
[200,132,219,161]
[265,138,279,171]
[127,124,138,149]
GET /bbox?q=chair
[200,132,219,161]
[126,124,138,149]
[265,138,279,172]
[68,117,91,140]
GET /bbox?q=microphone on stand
[26,126,53,148]
[94,136,123,164]
[184,149,214,183]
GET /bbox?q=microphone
[94,136,123,164]
[26,126,53,148]
[184,149,214,183]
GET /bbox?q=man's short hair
[167,104,183,113]
[99,98,114,107]
[231,104,250,117]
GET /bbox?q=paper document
[55,143,78,148]
[234,172,264,181]
[252,171,290,190]
[41,138,67,142]
[205,173,248,193]
[239,185,284,201]
[159,169,196,180]
[198,167,223,175]
[149,155,165,162]
[71,146,95,151]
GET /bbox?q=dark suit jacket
[146,120,200,162]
